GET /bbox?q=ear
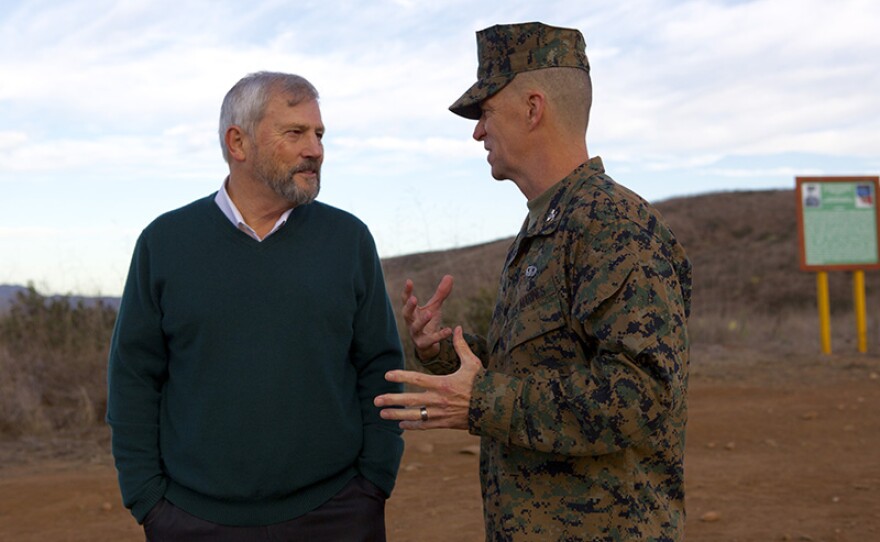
[225,126,248,162]
[525,91,546,130]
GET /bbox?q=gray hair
[218,71,320,163]
[510,67,592,136]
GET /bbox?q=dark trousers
[144,476,387,542]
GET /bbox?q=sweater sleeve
[105,232,169,523]
[350,230,405,497]
[468,231,690,456]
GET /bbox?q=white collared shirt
[214,179,293,241]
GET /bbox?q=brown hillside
[2,189,879,542]
[382,189,880,357]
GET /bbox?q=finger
[399,412,453,431]
[374,390,432,408]
[400,279,414,306]
[452,326,481,368]
[384,369,440,389]
[423,275,454,309]
[411,327,454,356]
[409,307,451,341]
[401,295,418,325]
[408,306,433,335]
[379,408,444,430]
[451,325,468,353]
[399,420,435,431]
[426,325,454,344]
[378,406,431,421]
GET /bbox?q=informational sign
[796,176,880,271]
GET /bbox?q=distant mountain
[381,188,874,320]
[0,285,28,312]
[0,284,121,314]
[2,188,871,325]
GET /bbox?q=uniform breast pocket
[504,287,567,352]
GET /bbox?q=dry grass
[382,189,879,361]
[658,189,876,316]
[0,286,115,436]
[2,188,876,437]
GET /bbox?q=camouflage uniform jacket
[422,157,692,541]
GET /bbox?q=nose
[472,118,486,141]
[303,132,323,159]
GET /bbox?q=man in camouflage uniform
[375,22,691,541]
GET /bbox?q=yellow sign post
[854,270,867,353]
[816,271,832,355]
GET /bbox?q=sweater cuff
[357,427,404,498]
[131,476,168,524]
[468,369,521,443]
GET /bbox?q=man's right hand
[401,275,454,361]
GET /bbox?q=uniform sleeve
[105,233,169,522]
[468,228,689,456]
[417,332,488,375]
[350,230,406,497]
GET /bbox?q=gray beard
[257,159,321,207]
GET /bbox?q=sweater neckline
[203,193,309,249]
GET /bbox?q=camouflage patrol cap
[449,22,590,120]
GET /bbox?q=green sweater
[107,195,404,526]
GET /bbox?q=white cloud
[0,131,27,148]
[2,0,879,294]
[0,131,219,179]
[0,225,141,239]
[333,136,482,158]
[592,0,880,158]
[0,226,59,239]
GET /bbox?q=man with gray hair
[108,71,404,541]
[376,22,691,541]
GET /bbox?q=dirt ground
[1,346,878,542]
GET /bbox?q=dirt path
[1,349,878,541]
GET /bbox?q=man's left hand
[375,326,482,430]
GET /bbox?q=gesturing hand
[375,327,483,430]
[401,275,454,361]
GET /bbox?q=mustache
[292,159,321,174]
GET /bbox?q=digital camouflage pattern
[420,157,692,541]
[449,22,591,120]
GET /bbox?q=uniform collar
[523,156,606,237]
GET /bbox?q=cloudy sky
[2,0,878,296]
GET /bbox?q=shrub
[0,285,116,436]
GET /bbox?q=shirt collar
[214,178,294,241]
